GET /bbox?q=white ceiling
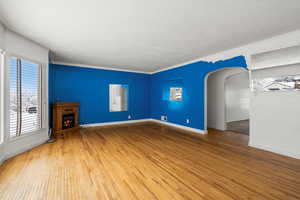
[1,0,300,73]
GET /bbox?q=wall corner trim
[51,61,152,74]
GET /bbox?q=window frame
[169,87,183,101]
[7,54,43,140]
[0,50,5,144]
[109,84,129,112]
[252,74,300,92]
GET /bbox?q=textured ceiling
[1,0,300,73]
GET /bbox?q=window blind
[9,57,41,137]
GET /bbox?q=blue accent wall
[150,56,247,130]
[49,64,150,125]
[49,56,247,130]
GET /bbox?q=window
[9,57,41,137]
[109,84,128,112]
[252,75,300,92]
[170,87,182,101]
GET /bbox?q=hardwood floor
[0,124,300,200]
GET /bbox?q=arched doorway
[204,67,249,134]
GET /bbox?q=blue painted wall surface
[49,56,247,129]
[49,64,150,125]
[150,56,247,130]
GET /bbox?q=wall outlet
[161,116,167,121]
[186,119,190,124]
[128,115,131,119]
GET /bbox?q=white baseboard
[149,119,207,134]
[81,118,207,135]
[249,141,300,160]
[80,119,151,128]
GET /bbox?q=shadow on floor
[226,119,249,135]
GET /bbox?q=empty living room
[1,1,300,199]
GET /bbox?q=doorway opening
[205,67,250,137]
[225,72,250,135]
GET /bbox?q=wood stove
[52,102,80,138]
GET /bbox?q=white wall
[4,30,48,63]
[0,28,49,164]
[207,68,245,130]
[249,64,300,159]
[0,23,4,49]
[225,72,250,122]
[200,29,300,63]
[251,45,300,70]
[250,91,300,159]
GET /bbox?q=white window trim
[5,53,47,142]
[0,50,5,145]
[170,87,183,101]
[109,84,129,112]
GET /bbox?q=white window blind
[9,57,41,137]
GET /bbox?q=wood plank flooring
[0,124,300,200]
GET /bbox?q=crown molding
[150,58,210,74]
[51,61,152,74]
[51,58,213,75]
